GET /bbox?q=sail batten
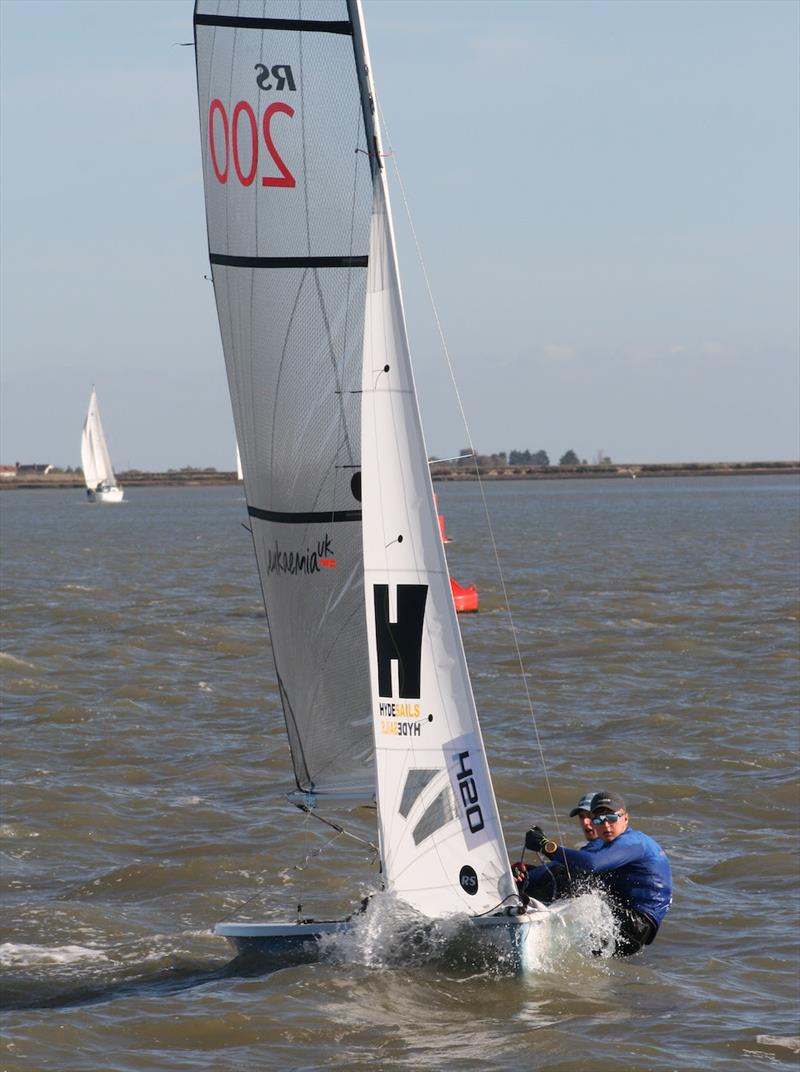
[210,255,368,268]
[247,505,362,524]
[195,14,353,35]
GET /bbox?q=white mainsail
[195,0,519,922]
[81,387,118,490]
[194,0,375,796]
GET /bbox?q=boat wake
[321,894,487,970]
[0,942,110,968]
[521,890,621,970]
[316,889,621,975]
[0,935,272,1012]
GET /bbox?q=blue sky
[1,0,798,470]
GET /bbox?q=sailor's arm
[547,836,645,873]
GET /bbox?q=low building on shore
[15,463,54,475]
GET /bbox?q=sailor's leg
[610,907,657,957]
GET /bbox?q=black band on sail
[210,254,368,269]
[194,14,353,35]
[248,505,362,524]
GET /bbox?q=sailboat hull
[86,485,124,503]
[215,904,572,974]
[216,920,352,964]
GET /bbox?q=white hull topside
[87,486,124,504]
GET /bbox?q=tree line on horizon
[430,448,588,468]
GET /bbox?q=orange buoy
[435,493,478,611]
[450,576,478,613]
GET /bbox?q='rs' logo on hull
[373,584,427,698]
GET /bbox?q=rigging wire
[377,102,570,862]
[293,802,380,858]
[214,787,380,923]
[214,827,347,924]
[215,804,380,925]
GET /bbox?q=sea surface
[2,477,799,1071]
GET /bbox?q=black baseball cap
[590,790,626,814]
[568,792,596,817]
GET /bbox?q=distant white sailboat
[80,387,123,503]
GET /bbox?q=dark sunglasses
[591,812,624,825]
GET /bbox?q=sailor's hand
[525,826,558,855]
[512,862,528,887]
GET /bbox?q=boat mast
[347,0,383,182]
[348,0,409,281]
[348,0,388,882]
[347,0,416,413]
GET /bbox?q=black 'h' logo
[373,584,428,698]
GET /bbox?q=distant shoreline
[2,461,798,490]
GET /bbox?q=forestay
[194,0,375,795]
[81,387,116,489]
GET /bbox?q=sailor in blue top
[518,790,673,957]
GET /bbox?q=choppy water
[2,477,798,1071]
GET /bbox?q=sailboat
[80,387,123,503]
[194,0,568,969]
